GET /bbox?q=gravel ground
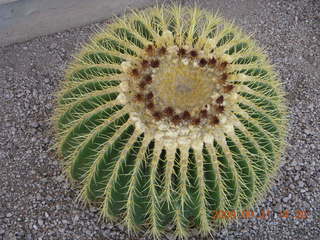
[0,0,319,239]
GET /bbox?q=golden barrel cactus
[52,4,287,239]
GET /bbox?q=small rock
[38,218,44,226]
[298,181,304,187]
[15,231,25,237]
[62,219,68,224]
[300,148,308,154]
[106,223,113,229]
[50,43,58,49]
[40,178,48,183]
[282,196,290,203]
[36,193,41,201]
[73,215,79,222]
[274,204,282,212]
[89,207,98,213]
[55,204,62,210]
[55,175,64,183]
[26,234,32,240]
[295,165,302,171]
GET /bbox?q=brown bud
[131,68,140,77]
[152,111,162,120]
[177,48,187,57]
[145,44,155,56]
[158,46,167,55]
[141,59,149,69]
[210,116,219,125]
[215,105,225,113]
[199,109,208,118]
[199,58,207,67]
[150,59,160,68]
[145,92,154,101]
[143,74,152,84]
[219,61,228,70]
[163,106,174,116]
[134,93,144,102]
[216,95,224,104]
[138,81,147,90]
[208,57,217,66]
[220,73,228,82]
[191,118,201,126]
[171,115,181,125]
[189,49,198,58]
[146,102,155,110]
[223,84,234,93]
[181,111,191,120]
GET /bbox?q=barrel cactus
[52,4,287,239]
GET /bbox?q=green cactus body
[53,4,287,239]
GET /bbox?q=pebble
[38,218,44,226]
[73,215,79,222]
[55,175,64,183]
[298,181,304,187]
[26,234,32,240]
[50,43,58,49]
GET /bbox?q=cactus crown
[53,4,287,239]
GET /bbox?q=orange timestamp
[212,209,310,220]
